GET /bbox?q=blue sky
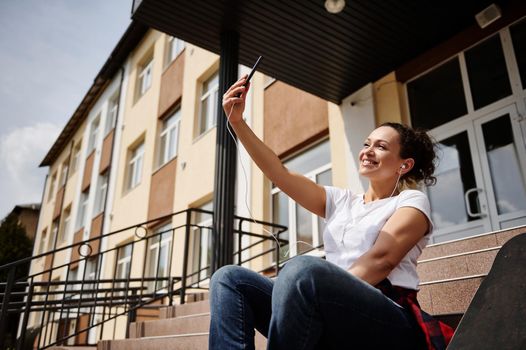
[0,1,132,219]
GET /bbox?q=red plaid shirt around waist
[376,279,454,350]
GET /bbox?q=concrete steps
[415,227,524,320]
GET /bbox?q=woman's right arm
[223,76,326,218]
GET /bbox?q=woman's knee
[280,255,328,280]
[210,265,244,290]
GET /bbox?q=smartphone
[245,55,263,84]
[237,56,263,97]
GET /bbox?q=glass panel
[427,132,478,230]
[316,169,333,245]
[296,204,313,254]
[284,140,330,175]
[510,18,526,90]
[481,114,526,215]
[200,98,209,134]
[272,191,289,260]
[465,35,512,110]
[408,58,467,130]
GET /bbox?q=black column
[212,30,239,273]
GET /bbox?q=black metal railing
[0,209,288,350]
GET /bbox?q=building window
[147,223,172,291]
[94,172,109,215]
[58,206,71,245]
[137,55,153,99]
[49,220,59,251]
[407,58,467,130]
[105,91,119,135]
[271,139,332,260]
[165,36,185,66]
[191,202,213,283]
[115,244,132,295]
[198,72,219,136]
[47,172,57,202]
[76,190,89,230]
[59,161,69,188]
[127,142,145,190]
[39,229,48,254]
[158,108,181,166]
[88,115,101,154]
[70,141,81,173]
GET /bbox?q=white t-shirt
[323,186,433,290]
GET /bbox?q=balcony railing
[0,209,288,349]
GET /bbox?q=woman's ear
[399,158,415,174]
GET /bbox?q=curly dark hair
[381,122,437,187]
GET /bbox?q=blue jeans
[209,255,425,349]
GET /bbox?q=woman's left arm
[348,207,429,286]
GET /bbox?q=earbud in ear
[400,164,407,169]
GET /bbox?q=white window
[159,109,181,166]
[115,244,132,295]
[127,142,145,190]
[59,161,69,187]
[58,207,71,245]
[166,36,185,65]
[49,220,59,251]
[70,141,81,173]
[105,92,119,135]
[198,72,219,136]
[191,202,213,283]
[137,57,153,98]
[88,116,100,153]
[147,223,172,291]
[47,172,57,202]
[39,229,48,254]
[94,172,109,215]
[271,140,332,260]
[76,191,89,230]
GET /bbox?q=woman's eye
[378,145,386,150]
[363,143,369,148]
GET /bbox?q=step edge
[419,273,486,286]
[418,246,500,264]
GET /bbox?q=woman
[209,76,453,349]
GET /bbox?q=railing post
[0,267,16,350]
[180,210,192,305]
[125,289,137,339]
[16,280,34,350]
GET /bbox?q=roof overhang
[131,0,514,104]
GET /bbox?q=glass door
[427,127,491,242]
[428,104,526,243]
[474,105,526,230]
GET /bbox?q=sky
[0,1,132,219]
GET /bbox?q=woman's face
[358,126,406,181]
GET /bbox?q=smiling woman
[208,76,454,350]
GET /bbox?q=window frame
[270,139,332,259]
[104,92,120,136]
[88,116,101,154]
[137,56,153,99]
[75,190,89,230]
[197,71,219,136]
[127,142,145,190]
[158,108,181,167]
[165,36,185,66]
[94,172,109,215]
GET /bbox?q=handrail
[0,208,288,349]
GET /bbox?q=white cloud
[0,123,61,218]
